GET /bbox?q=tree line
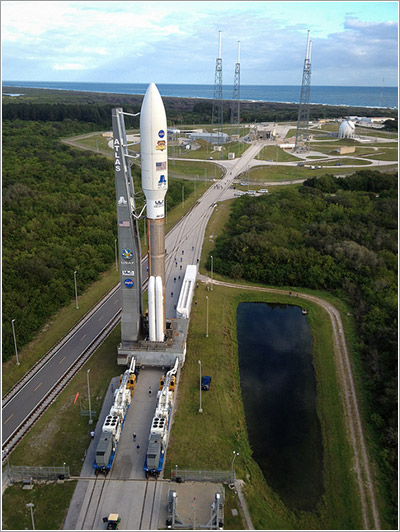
[3,85,397,128]
[209,169,397,525]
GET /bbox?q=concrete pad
[158,480,225,529]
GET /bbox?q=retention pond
[237,302,323,511]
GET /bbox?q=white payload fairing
[140,83,168,342]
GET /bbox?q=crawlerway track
[204,276,380,531]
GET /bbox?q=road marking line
[59,356,66,364]
[34,382,42,392]
[114,299,119,305]
[80,334,87,341]
[4,413,14,425]
[98,315,104,321]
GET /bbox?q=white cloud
[1,1,398,86]
[53,63,87,71]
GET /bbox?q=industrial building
[188,131,230,144]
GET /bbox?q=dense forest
[2,119,194,361]
[3,86,397,128]
[210,170,398,524]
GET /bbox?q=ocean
[3,81,398,109]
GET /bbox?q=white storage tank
[339,120,355,138]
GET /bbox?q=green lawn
[243,164,360,183]
[169,159,223,180]
[256,145,300,162]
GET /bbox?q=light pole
[11,319,20,365]
[26,503,35,530]
[210,255,214,291]
[87,369,93,424]
[114,239,118,271]
[231,451,239,482]
[198,360,203,413]
[73,271,79,309]
[182,185,185,209]
[205,296,209,338]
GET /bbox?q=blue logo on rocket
[158,130,165,138]
[124,278,134,288]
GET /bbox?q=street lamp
[210,255,214,291]
[231,451,239,482]
[11,319,20,365]
[205,296,209,338]
[198,360,203,413]
[114,239,118,271]
[26,503,35,530]
[87,369,93,424]
[73,271,79,310]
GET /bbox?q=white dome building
[339,120,356,139]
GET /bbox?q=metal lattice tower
[295,31,312,152]
[230,40,241,136]
[211,30,223,152]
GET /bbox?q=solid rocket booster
[140,83,168,340]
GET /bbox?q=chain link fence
[8,465,70,482]
[171,468,234,483]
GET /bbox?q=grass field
[244,164,362,183]
[169,159,223,180]
[256,145,299,162]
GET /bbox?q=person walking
[149,386,152,396]
[90,430,95,439]
[133,433,136,442]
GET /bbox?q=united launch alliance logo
[124,278,134,288]
[156,140,166,151]
[121,249,133,259]
[158,130,165,138]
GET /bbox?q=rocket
[140,83,168,342]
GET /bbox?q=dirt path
[201,275,380,530]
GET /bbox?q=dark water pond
[237,302,323,511]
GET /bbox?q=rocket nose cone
[144,82,160,99]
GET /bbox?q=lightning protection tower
[212,30,223,155]
[294,30,312,152]
[230,40,241,137]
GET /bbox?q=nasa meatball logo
[124,278,134,288]
[158,130,165,138]
[121,248,133,260]
[156,140,166,151]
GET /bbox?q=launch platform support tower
[212,30,223,154]
[294,30,312,152]
[112,108,143,352]
[230,41,241,137]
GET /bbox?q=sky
[1,1,398,86]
